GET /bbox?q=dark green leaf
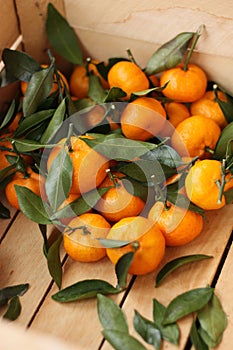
[23,65,54,116]
[122,177,148,202]
[141,145,183,168]
[38,224,49,257]
[214,122,233,160]
[153,298,179,345]
[0,99,16,129]
[198,327,222,348]
[115,252,134,289]
[156,255,213,287]
[0,284,29,307]
[103,330,147,350]
[46,3,83,64]
[45,147,73,211]
[197,293,227,346]
[134,310,162,350]
[3,296,22,321]
[0,201,10,219]
[104,87,127,102]
[97,294,128,332]
[163,287,214,325]
[224,186,233,204]
[215,90,233,124]
[88,74,107,103]
[98,238,131,248]
[145,32,194,75]
[2,48,41,82]
[40,98,66,143]
[14,109,55,137]
[13,138,55,152]
[190,319,209,350]
[47,234,63,289]
[15,186,52,224]
[52,279,120,302]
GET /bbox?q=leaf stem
[183,24,205,71]
[126,48,137,65]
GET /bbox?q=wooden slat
[0,193,17,240]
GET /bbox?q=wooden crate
[0,1,233,349]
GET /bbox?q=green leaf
[88,74,107,103]
[14,109,55,137]
[38,224,49,257]
[2,48,41,82]
[47,234,63,289]
[215,89,233,124]
[224,186,233,204]
[97,294,128,332]
[15,186,52,224]
[40,98,67,144]
[198,327,222,348]
[98,238,131,248]
[145,32,194,75]
[133,310,162,350]
[104,87,127,102]
[23,65,54,116]
[103,330,147,350]
[141,145,183,168]
[163,287,214,325]
[13,138,55,152]
[155,255,213,287]
[153,298,179,345]
[45,147,73,211]
[52,279,120,302]
[190,319,209,350]
[0,201,10,219]
[0,284,29,307]
[214,122,233,160]
[115,252,134,289]
[3,296,22,321]
[46,3,83,64]
[0,99,16,129]
[197,293,227,346]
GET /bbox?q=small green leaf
[153,298,179,345]
[47,234,63,289]
[40,98,67,144]
[23,65,54,116]
[197,293,227,346]
[46,3,83,64]
[104,87,127,102]
[52,279,120,302]
[38,224,49,257]
[13,138,55,153]
[155,255,213,287]
[15,186,52,224]
[0,284,29,307]
[145,32,194,75]
[0,201,10,219]
[214,122,233,160]
[88,74,107,103]
[103,329,147,350]
[215,89,233,124]
[190,319,209,350]
[97,294,128,333]
[45,147,73,211]
[115,252,134,289]
[3,296,22,321]
[141,145,183,168]
[0,99,16,129]
[98,238,131,248]
[163,287,214,325]
[133,310,162,350]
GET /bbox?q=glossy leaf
[155,255,213,287]
[153,298,179,345]
[47,234,63,289]
[133,310,162,350]
[2,48,41,82]
[0,99,16,129]
[145,32,194,75]
[141,145,183,168]
[14,109,55,137]
[0,284,29,307]
[46,3,83,64]
[3,296,22,321]
[97,294,128,333]
[23,66,54,116]
[115,252,134,289]
[214,122,233,160]
[163,287,214,325]
[15,186,52,224]
[197,293,227,346]
[88,74,107,103]
[40,98,67,144]
[103,330,147,350]
[45,147,73,211]
[52,279,120,302]
[190,319,209,350]
[0,201,10,219]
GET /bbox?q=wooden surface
[0,197,233,349]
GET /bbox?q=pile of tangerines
[1,45,233,277]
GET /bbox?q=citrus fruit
[160,63,207,103]
[148,201,204,246]
[7,112,23,133]
[185,159,233,210]
[160,101,190,137]
[47,135,110,195]
[94,171,145,222]
[107,61,149,99]
[63,213,111,262]
[120,96,166,141]
[58,193,81,226]
[190,90,228,129]
[106,216,165,275]
[171,115,221,159]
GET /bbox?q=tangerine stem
[216,159,227,204]
[131,241,140,251]
[106,168,120,188]
[183,24,205,71]
[126,48,137,65]
[151,174,166,202]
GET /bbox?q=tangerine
[160,101,190,137]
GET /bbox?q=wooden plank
[0,1,20,59]
[100,205,233,350]
[0,193,17,240]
